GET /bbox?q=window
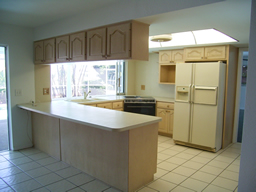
[51,61,125,99]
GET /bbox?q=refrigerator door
[190,62,221,148]
[193,86,218,105]
[173,102,191,142]
[191,104,218,148]
[173,63,193,142]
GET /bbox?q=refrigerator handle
[188,84,192,103]
[191,84,195,103]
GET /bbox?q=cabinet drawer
[112,101,123,109]
[157,102,174,109]
[96,102,112,109]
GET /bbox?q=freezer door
[173,102,191,142]
[191,104,218,148]
[175,63,192,86]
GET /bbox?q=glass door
[0,46,9,151]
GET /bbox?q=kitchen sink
[70,98,104,103]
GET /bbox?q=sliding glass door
[0,46,9,151]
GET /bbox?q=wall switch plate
[141,85,145,90]
[15,89,22,96]
[43,88,50,95]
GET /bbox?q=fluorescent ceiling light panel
[149,29,237,48]
[193,29,237,44]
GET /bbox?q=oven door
[124,103,156,116]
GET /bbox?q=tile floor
[0,136,241,192]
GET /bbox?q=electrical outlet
[15,89,22,96]
[141,85,145,90]
[43,88,50,95]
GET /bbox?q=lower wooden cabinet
[96,102,112,109]
[112,101,124,111]
[156,102,174,137]
[83,100,124,111]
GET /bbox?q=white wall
[238,0,256,191]
[0,23,35,150]
[34,0,223,40]
[134,53,175,98]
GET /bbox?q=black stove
[123,96,156,116]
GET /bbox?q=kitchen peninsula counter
[17,100,161,132]
[17,101,161,192]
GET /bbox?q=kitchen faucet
[84,90,91,99]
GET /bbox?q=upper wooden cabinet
[87,21,149,61]
[159,50,184,63]
[34,38,55,64]
[184,46,226,61]
[56,32,86,62]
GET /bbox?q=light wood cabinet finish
[156,102,174,136]
[159,64,176,84]
[172,49,184,62]
[87,23,130,60]
[159,50,184,63]
[96,102,113,109]
[87,28,106,60]
[112,101,123,110]
[184,46,226,61]
[56,32,85,62]
[87,21,148,61]
[34,38,55,64]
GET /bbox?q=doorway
[0,46,9,151]
[233,49,248,143]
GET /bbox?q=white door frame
[233,48,248,143]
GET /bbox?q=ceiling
[0,0,251,51]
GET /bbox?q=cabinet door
[107,23,131,59]
[204,46,226,60]
[172,50,184,62]
[156,108,168,133]
[44,38,55,63]
[56,35,70,62]
[159,51,172,63]
[34,41,44,64]
[184,47,204,61]
[70,32,85,61]
[87,28,106,60]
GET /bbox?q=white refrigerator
[173,62,226,152]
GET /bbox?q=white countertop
[154,97,175,103]
[17,100,161,132]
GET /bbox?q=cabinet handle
[201,57,204,59]
[66,58,69,61]
[166,110,170,113]
[69,58,72,60]
[167,105,169,108]
[41,60,44,62]
[106,55,111,57]
[102,55,106,58]
[205,57,207,59]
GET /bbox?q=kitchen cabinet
[184,46,226,61]
[34,38,55,64]
[159,64,176,84]
[87,21,149,61]
[159,49,184,63]
[112,101,123,111]
[158,49,183,84]
[56,32,86,62]
[156,102,174,137]
[96,102,113,109]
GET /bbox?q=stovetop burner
[124,96,156,103]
